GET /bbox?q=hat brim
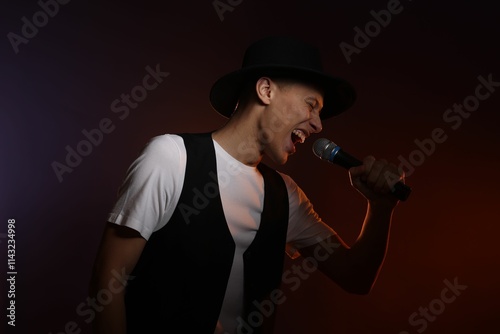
[209,65,356,120]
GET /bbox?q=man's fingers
[366,158,387,188]
[349,165,365,178]
[359,155,376,182]
[349,154,405,204]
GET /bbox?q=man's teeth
[292,129,306,144]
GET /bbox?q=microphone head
[313,138,338,160]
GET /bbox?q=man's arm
[298,156,403,294]
[89,223,146,334]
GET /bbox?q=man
[89,36,405,334]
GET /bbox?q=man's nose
[310,112,323,133]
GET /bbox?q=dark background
[2,0,499,333]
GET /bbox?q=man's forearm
[91,290,127,334]
[346,202,394,292]
[89,267,128,334]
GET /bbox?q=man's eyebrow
[305,96,323,109]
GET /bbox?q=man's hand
[298,156,404,294]
[349,155,405,209]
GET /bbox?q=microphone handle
[330,147,363,169]
[331,148,412,201]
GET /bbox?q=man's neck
[212,107,264,167]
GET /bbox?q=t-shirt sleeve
[107,134,186,240]
[280,172,336,258]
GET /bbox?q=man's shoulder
[135,134,186,168]
[143,133,185,153]
[147,133,183,147]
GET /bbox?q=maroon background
[1,0,499,333]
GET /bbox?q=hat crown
[242,36,323,72]
[209,36,356,119]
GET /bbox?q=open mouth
[291,129,306,145]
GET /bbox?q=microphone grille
[313,138,337,160]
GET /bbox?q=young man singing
[90,36,405,334]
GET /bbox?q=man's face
[261,80,324,165]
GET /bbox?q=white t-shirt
[108,134,335,334]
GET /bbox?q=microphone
[312,138,411,201]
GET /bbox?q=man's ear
[255,77,273,106]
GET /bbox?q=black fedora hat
[209,36,356,120]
